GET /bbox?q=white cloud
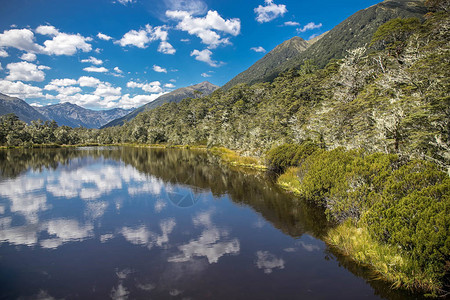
[0,80,43,99]
[297,22,322,33]
[127,80,163,93]
[81,56,103,65]
[117,0,135,5]
[158,41,176,54]
[35,25,59,36]
[117,25,173,53]
[0,29,43,53]
[113,67,123,73]
[117,28,150,48]
[201,72,211,77]
[164,0,207,15]
[30,102,43,107]
[0,48,8,57]
[83,66,109,73]
[6,61,48,82]
[0,26,92,56]
[180,38,190,42]
[284,21,299,26]
[97,32,113,41]
[78,76,101,87]
[36,25,92,56]
[94,83,121,99]
[153,65,167,73]
[48,78,77,86]
[118,93,165,109]
[20,52,37,61]
[166,10,240,49]
[250,46,266,53]
[190,49,220,67]
[254,0,287,23]
[164,83,175,88]
[45,84,82,96]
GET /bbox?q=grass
[277,167,303,195]
[209,147,266,170]
[326,220,443,296]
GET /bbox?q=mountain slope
[0,93,49,123]
[222,36,310,91]
[36,102,132,128]
[102,81,219,128]
[223,0,427,90]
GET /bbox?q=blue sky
[0,0,380,110]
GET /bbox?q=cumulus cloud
[118,93,166,109]
[0,80,43,99]
[166,10,240,49]
[20,52,37,61]
[117,25,175,54]
[127,80,163,93]
[0,28,43,53]
[78,76,101,87]
[83,66,108,73]
[164,83,175,88]
[250,46,266,53]
[113,67,123,73]
[201,72,211,77]
[0,62,2,70]
[0,48,8,57]
[254,0,287,23]
[97,32,113,41]
[36,25,92,56]
[6,61,49,82]
[284,21,299,26]
[81,56,103,65]
[297,22,322,33]
[0,26,92,56]
[158,41,176,54]
[48,78,78,86]
[153,65,167,73]
[190,49,220,67]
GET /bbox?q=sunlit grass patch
[277,167,302,195]
[209,147,266,170]
[327,220,443,296]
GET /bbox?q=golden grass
[277,167,303,195]
[326,220,442,295]
[209,147,266,170]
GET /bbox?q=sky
[0,0,381,110]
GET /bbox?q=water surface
[0,147,422,299]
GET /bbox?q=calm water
[0,147,422,299]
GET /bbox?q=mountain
[221,36,311,90]
[0,93,49,123]
[223,0,427,90]
[102,81,219,128]
[35,102,133,129]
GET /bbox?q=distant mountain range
[222,0,427,90]
[0,93,48,124]
[35,103,132,129]
[102,81,219,128]
[0,93,132,128]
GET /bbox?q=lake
[0,147,423,299]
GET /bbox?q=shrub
[266,141,318,173]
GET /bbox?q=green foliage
[266,141,318,173]
[362,161,449,285]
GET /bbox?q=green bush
[362,161,450,284]
[266,141,318,173]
